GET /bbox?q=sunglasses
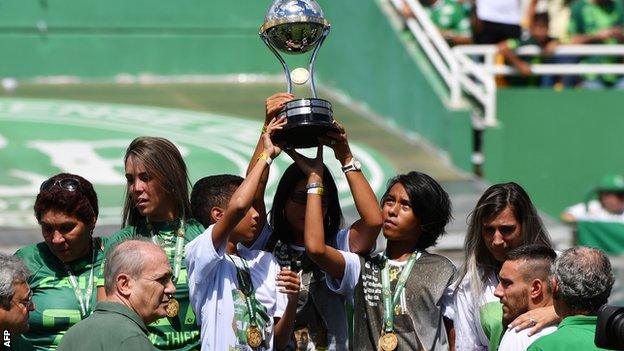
[40,178,81,192]
[290,191,329,206]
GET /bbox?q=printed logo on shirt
[231,288,270,351]
[0,98,393,228]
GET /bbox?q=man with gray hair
[58,240,176,351]
[527,246,615,351]
[0,253,33,338]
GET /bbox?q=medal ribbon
[227,255,260,329]
[148,218,186,283]
[381,251,422,333]
[64,238,96,318]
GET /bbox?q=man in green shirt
[58,240,176,351]
[527,246,614,351]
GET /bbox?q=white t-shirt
[565,200,624,223]
[498,324,557,351]
[185,224,287,351]
[453,271,501,351]
[476,0,522,25]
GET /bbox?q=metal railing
[454,45,624,126]
[388,0,624,126]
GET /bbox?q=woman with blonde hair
[97,136,204,351]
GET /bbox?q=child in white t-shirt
[185,118,300,350]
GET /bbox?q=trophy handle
[260,32,293,94]
[308,26,330,99]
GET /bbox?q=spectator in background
[527,246,614,351]
[562,174,624,223]
[0,254,33,337]
[569,0,624,89]
[498,12,559,86]
[474,0,523,43]
[527,0,578,88]
[495,245,557,351]
[402,0,473,45]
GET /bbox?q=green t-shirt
[479,301,505,351]
[57,301,154,351]
[13,237,107,350]
[101,218,204,351]
[569,0,624,82]
[427,0,472,37]
[527,315,609,351]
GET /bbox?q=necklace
[147,218,185,318]
[378,251,422,351]
[64,238,96,318]
[227,254,264,349]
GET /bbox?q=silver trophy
[260,0,338,148]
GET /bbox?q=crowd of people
[0,93,618,350]
[399,0,624,89]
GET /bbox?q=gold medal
[379,332,398,351]
[166,297,179,318]
[246,325,264,348]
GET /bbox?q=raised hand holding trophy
[260,0,339,148]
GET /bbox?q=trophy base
[273,98,339,148]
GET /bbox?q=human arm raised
[246,93,295,229]
[286,147,347,280]
[212,117,286,248]
[319,122,382,254]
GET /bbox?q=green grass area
[1,82,466,180]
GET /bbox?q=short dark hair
[191,175,244,227]
[553,246,614,314]
[34,173,98,225]
[507,244,556,286]
[507,244,557,262]
[533,12,550,26]
[382,171,452,250]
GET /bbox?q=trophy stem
[308,27,330,99]
[261,33,293,93]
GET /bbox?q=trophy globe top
[260,0,330,55]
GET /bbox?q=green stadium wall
[484,89,624,218]
[7,0,620,218]
[0,0,474,172]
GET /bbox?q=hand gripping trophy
[260,0,340,148]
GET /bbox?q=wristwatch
[341,158,361,173]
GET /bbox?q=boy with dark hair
[498,12,559,86]
[185,118,299,350]
[190,174,244,228]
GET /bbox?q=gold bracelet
[307,187,325,195]
[257,152,272,166]
[261,125,268,133]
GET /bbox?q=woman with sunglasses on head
[96,136,204,351]
[243,93,383,350]
[13,173,105,350]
